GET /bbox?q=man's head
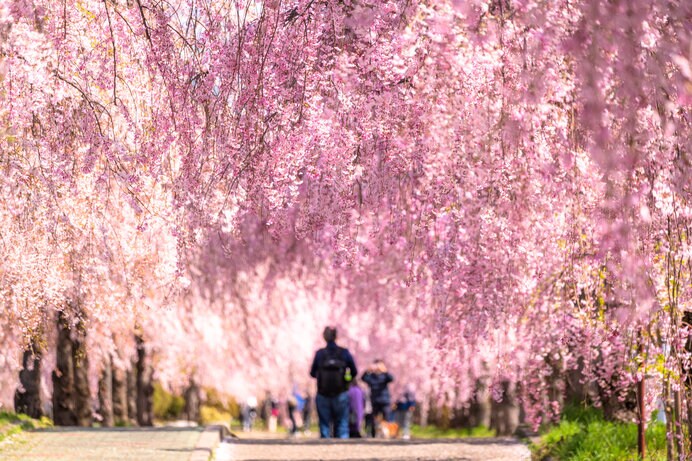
[323,326,337,343]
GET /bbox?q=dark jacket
[310,341,358,395]
[362,371,394,405]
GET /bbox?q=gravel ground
[215,436,531,461]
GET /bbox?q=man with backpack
[309,326,358,438]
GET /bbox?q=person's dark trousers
[316,392,350,438]
[370,402,392,437]
[349,424,362,438]
[302,409,311,431]
[364,412,374,438]
[288,409,297,434]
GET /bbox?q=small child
[348,378,366,438]
[395,385,416,440]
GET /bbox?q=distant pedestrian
[242,396,258,432]
[262,392,279,432]
[395,385,416,440]
[269,397,279,432]
[363,385,374,437]
[348,378,366,438]
[302,391,313,434]
[362,359,394,438]
[309,326,358,438]
[287,394,298,436]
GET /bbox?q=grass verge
[410,424,496,438]
[529,404,666,460]
[0,411,52,442]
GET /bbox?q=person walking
[395,385,416,440]
[363,385,374,437]
[262,392,279,433]
[309,326,358,438]
[241,396,258,432]
[287,394,298,437]
[348,378,366,438]
[302,391,313,434]
[362,359,394,438]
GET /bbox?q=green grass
[530,404,667,461]
[410,424,496,438]
[0,411,52,442]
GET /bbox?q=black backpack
[317,347,348,397]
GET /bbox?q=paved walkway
[0,427,530,461]
[215,434,531,461]
[0,427,206,461]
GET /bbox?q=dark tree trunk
[135,335,154,426]
[184,380,201,423]
[112,364,128,425]
[72,319,92,427]
[490,380,520,436]
[414,397,427,427]
[14,342,43,419]
[52,311,77,426]
[126,365,137,423]
[98,357,114,427]
[52,310,92,426]
[470,378,491,428]
[450,405,471,428]
[683,311,692,456]
[72,321,93,427]
[601,387,638,423]
[565,357,590,403]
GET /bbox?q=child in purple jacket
[348,379,366,438]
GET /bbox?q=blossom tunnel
[0,0,690,455]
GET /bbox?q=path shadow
[32,427,203,433]
[236,458,474,461]
[224,437,522,447]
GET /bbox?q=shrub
[530,403,666,461]
[152,383,185,420]
[203,387,240,420]
[199,405,232,425]
[410,424,496,438]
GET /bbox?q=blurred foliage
[0,411,52,441]
[152,383,185,420]
[410,424,496,438]
[199,405,232,425]
[203,387,240,419]
[530,403,667,460]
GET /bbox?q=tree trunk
[52,311,77,426]
[98,357,114,427]
[52,310,92,426]
[135,335,154,426]
[664,380,675,460]
[490,380,520,436]
[674,389,685,459]
[684,311,692,458]
[637,374,646,460]
[126,365,137,424]
[72,319,92,427]
[416,396,428,427]
[112,365,128,425]
[14,342,43,419]
[184,380,201,423]
[470,378,491,428]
